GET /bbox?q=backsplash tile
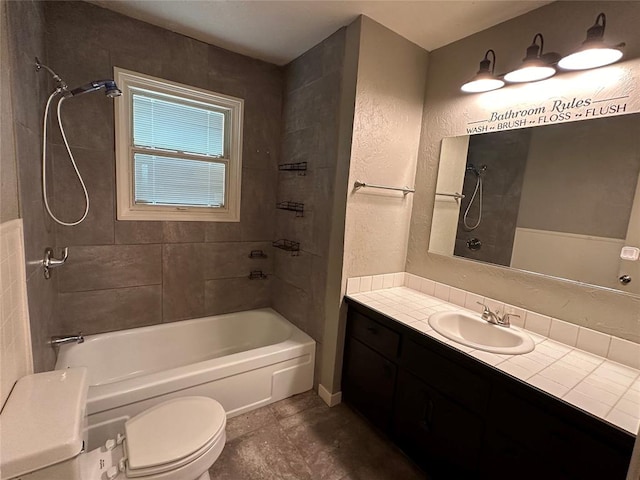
[607,337,640,370]
[576,328,611,358]
[433,282,449,301]
[524,312,551,337]
[549,319,579,347]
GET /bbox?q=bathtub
[55,308,315,449]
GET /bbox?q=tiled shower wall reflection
[45,2,282,339]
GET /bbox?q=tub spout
[49,333,84,347]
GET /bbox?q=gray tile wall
[44,1,283,336]
[272,29,347,382]
[5,0,57,372]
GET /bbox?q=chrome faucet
[476,302,519,327]
[49,332,84,347]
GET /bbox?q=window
[114,68,243,221]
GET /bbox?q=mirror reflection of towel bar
[436,192,465,199]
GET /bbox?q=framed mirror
[429,112,640,294]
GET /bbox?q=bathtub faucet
[49,332,84,347]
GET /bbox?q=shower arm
[35,57,69,92]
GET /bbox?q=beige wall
[321,16,429,393]
[0,0,19,223]
[342,16,429,279]
[407,1,640,342]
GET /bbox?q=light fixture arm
[586,13,607,42]
[525,33,545,60]
[481,49,497,75]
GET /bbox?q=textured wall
[272,28,347,385]
[407,1,640,342]
[343,16,429,278]
[322,16,429,393]
[5,0,57,372]
[0,0,19,223]
[45,2,282,336]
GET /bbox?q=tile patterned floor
[209,391,427,480]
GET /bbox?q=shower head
[68,80,122,98]
[466,164,487,176]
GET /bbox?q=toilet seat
[124,396,226,478]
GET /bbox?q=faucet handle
[500,312,520,326]
[476,301,492,319]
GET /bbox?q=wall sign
[464,59,640,135]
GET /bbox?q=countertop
[347,286,640,435]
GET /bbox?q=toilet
[0,368,226,480]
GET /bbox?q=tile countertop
[347,286,640,435]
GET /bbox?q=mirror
[429,113,640,294]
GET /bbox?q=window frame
[114,68,243,222]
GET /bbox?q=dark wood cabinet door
[342,337,397,432]
[393,369,484,478]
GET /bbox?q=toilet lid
[125,396,226,471]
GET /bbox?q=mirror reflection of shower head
[68,80,122,98]
[466,164,487,177]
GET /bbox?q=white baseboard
[318,384,342,407]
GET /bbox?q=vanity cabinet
[342,299,635,480]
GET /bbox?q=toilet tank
[0,368,88,480]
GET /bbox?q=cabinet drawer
[349,311,400,359]
[401,339,490,413]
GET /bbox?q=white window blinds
[134,154,225,207]
[131,91,228,208]
[133,92,225,156]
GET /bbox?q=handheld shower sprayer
[68,80,122,98]
[36,58,121,226]
[463,164,487,231]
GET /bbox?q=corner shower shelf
[248,270,268,280]
[272,239,300,255]
[278,162,307,175]
[276,201,304,216]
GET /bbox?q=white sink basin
[428,310,535,355]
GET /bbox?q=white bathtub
[55,308,315,449]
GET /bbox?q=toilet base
[197,472,211,480]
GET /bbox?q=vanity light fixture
[460,49,505,93]
[504,33,557,83]
[558,13,624,70]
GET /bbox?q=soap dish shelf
[272,239,300,255]
[278,162,307,175]
[276,201,304,216]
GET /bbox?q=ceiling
[90,1,551,66]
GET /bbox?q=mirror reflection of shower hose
[463,164,486,231]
